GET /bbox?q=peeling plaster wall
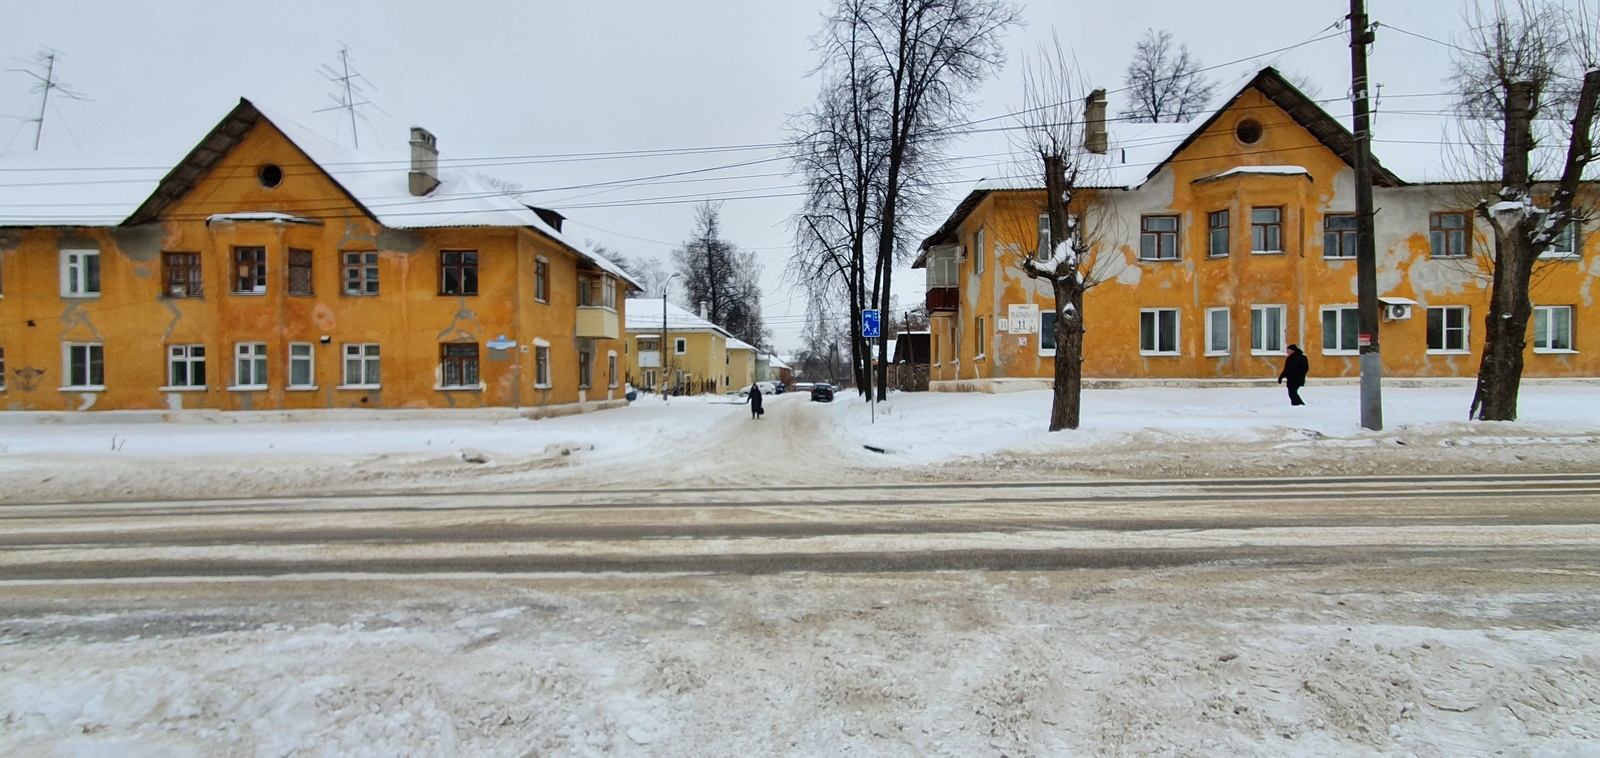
[915,88,1600,387]
[0,119,621,412]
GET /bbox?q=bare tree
[672,202,769,349]
[1119,29,1216,123]
[1454,0,1600,421]
[797,0,1020,402]
[590,242,673,297]
[1014,40,1123,431]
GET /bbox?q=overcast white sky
[0,1,1540,352]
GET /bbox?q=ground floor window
[608,353,619,388]
[167,344,206,388]
[0,347,7,390]
[234,342,267,388]
[288,342,315,388]
[64,343,105,389]
[1039,311,1057,356]
[579,350,593,388]
[535,345,551,388]
[343,344,381,387]
[1533,305,1574,352]
[1205,308,1229,355]
[440,343,480,388]
[642,369,657,390]
[1251,305,1285,354]
[1321,306,1358,354]
[1140,309,1180,355]
[1426,306,1469,353]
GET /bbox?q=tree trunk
[1470,80,1536,422]
[1049,283,1085,431]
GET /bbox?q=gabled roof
[915,67,1408,258]
[1141,67,1402,189]
[624,298,734,338]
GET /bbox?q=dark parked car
[810,383,834,402]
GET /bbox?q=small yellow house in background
[915,68,1598,391]
[624,298,750,395]
[0,99,640,413]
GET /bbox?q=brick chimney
[408,127,440,196]
[1083,89,1109,155]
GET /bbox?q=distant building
[0,99,640,412]
[623,298,742,394]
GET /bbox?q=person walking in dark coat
[749,383,764,419]
[1278,344,1309,406]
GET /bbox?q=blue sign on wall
[861,309,881,338]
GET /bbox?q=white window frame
[1533,305,1575,353]
[1250,305,1286,355]
[288,342,316,389]
[974,227,986,275]
[1541,221,1580,259]
[61,342,105,390]
[163,344,207,390]
[608,351,619,388]
[341,343,381,388]
[1426,306,1471,354]
[1321,305,1360,356]
[534,256,550,303]
[232,342,268,390]
[1139,308,1181,356]
[1204,307,1230,356]
[975,315,987,360]
[1038,311,1057,357]
[1037,213,1051,259]
[60,249,101,297]
[674,338,687,355]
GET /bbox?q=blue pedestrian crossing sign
[861,309,881,338]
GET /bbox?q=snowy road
[4,472,1599,581]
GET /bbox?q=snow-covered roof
[1200,165,1311,181]
[207,212,320,224]
[624,298,732,338]
[763,354,791,370]
[727,337,757,352]
[0,98,642,290]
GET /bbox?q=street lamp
[663,273,681,398]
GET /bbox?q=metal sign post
[862,309,881,424]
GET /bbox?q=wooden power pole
[1350,0,1383,431]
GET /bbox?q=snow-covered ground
[3,384,1599,756]
[2,382,1598,502]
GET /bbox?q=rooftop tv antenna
[314,45,382,148]
[8,49,91,150]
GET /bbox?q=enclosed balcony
[924,244,961,312]
[576,272,621,339]
[926,286,959,312]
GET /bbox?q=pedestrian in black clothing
[749,384,764,419]
[1278,344,1309,406]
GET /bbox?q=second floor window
[233,247,267,293]
[1140,216,1179,261]
[439,250,478,295]
[1037,213,1051,259]
[1251,207,1283,253]
[1207,211,1229,258]
[974,227,986,275]
[1324,214,1358,259]
[164,252,203,297]
[1545,221,1579,258]
[288,249,313,296]
[535,259,549,302]
[579,274,615,308]
[61,249,100,296]
[1430,212,1469,258]
[343,252,379,295]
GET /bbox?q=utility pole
[1350,0,1383,431]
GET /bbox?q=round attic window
[1235,119,1264,145]
[257,164,283,188]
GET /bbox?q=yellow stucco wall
[0,119,626,411]
[624,328,732,394]
[926,88,1600,384]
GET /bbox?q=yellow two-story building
[916,68,1597,390]
[0,99,638,412]
[625,298,753,394]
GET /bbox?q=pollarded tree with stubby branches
[1455,1,1600,421]
[1119,28,1216,124]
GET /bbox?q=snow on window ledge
[435,383,486,391]
[1138,351,1181,357]
[286,385,319,391]
[228,384,268,392]
[336,384,381,391]
[1533,348,1578,355]
[158,385,207,392]
[58,385,106,392]
[1424,350,1471,356]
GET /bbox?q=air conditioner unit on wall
[1384,303,1412,321]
